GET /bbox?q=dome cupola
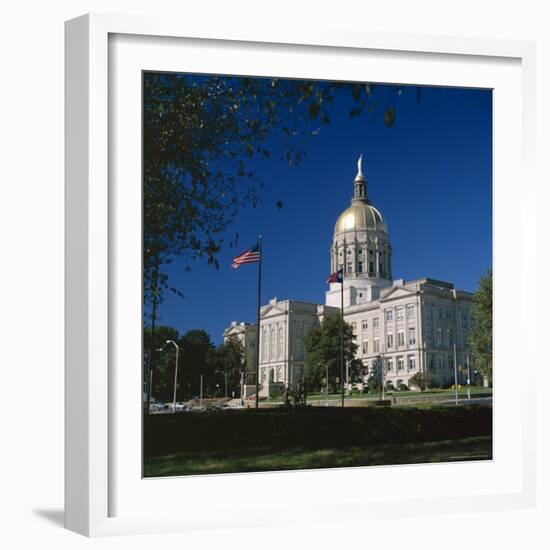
[330,156,392,283]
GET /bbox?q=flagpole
[340,274,345,408]
[255,236,263,410]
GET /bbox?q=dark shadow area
[33,509,64,527]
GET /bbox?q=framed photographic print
[65,13,537,536]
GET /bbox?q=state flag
[327,268,343,284]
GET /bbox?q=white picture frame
[65,13,537,537]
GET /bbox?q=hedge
[144,404,492,457]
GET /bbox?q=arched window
[277,326,284,359]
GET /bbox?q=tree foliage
[366,359,384,393]
[143,74,410,319]
[408,371,430,392]
[144,327,246,401]
[207,334,245,397]
[179,329,217,397]
[469,270,493,384]
[304,313,358,392]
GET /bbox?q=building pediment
[379,285,418,302]
[260,304,287,318]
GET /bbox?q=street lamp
[165,340,179,414]
[240,370,244,405]
[466,353,472,400]
[225,370,228,400]
[376,354,385,402]
[319,363,329,407]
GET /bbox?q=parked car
[150,401,168,412]
[175,402,192,412]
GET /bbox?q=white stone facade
[224,157,476,396]
[256,299,338,397]
[223,321,257,395]
[342,277,473,389]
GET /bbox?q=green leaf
[308,102,320,120]
[384,107,395,128]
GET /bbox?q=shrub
[408,372,429,392]
[143,405,493,457]
[269,385,284,399]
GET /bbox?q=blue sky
[153,82,492,344]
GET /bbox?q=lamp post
[240,370,244,405]
[466,353,471,400]
[376,354,383,402]
[225,369,228,400]
[381,355,385,402]
[165,340,180,413]
[453,343,458,405]
[345,359,350,399]
[148,368,153,414]
[321,363,329,407]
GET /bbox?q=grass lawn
[144,435,492,477]
[267,386,492,403]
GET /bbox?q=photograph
[141,72,493,478]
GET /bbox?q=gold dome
[334,202,387,235]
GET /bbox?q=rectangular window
[385,309,393,322]
[397,356,404,371]
[369,262,375,274]
[373,317,379,328]
[262,329,269,361]
[362,319,368,330]
[397,331,405,347]
[407,304,415,318]
[446,309,452,320]
[408,327,416,346]
[397,307,404,320]
[386,333,394,349]
[347,262,353,273]
[362,340,368,354]
[448,357,454,370]
[437,328,443,346]
[358,261,363,273]
[408,355,416,370]
[386,358,394,371]
[373,338,380,353]
[351,321,357,332]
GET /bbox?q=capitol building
[224,157,474,398]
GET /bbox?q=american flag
[231,242,261,269]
